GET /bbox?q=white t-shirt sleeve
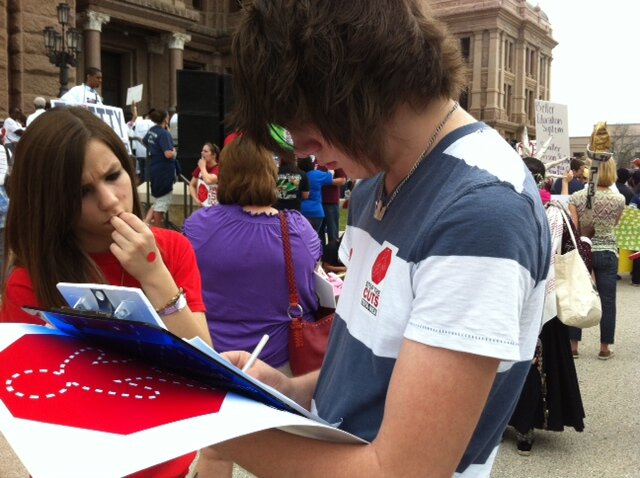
[404,191,545,362]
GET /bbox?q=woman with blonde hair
[568,157,625,359]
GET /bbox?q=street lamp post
[43,3,82,97]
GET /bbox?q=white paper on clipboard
[56,282,165,329]
[125,84,143,105]
[314,270,336,308]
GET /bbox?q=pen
[242,334,269,372]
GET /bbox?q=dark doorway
[101,51,124,107]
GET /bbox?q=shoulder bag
[554,206,602,328]
[279,211,335,376]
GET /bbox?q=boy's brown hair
[217,138,278,207]
[230,0,465,169]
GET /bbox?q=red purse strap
[279,211,303,318]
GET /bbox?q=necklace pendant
[373,199,387,221]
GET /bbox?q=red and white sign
[0,334,226,434]
[0,324,363,477]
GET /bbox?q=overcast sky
[536,1,637,136]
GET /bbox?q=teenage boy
[206,1,550,476]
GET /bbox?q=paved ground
[2,279,638,477]
[492,278,640,478]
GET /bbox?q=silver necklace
[373,101,459,221]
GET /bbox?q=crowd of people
[507,131,640,456]
[539,156,640,290]
[0,1,639,477]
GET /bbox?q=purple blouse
[183,205,322,367]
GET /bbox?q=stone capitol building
[0,0,555,141]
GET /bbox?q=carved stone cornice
[188,23,219,39]
[87,0,199,34]
[119,0,199,22]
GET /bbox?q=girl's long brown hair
[2,107,142,308]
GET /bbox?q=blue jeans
[320,203,340,245]
[569,250,618,345]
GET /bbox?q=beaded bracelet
[155,287,186,317]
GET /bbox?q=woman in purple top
[183,138,322,369]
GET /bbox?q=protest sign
[126,84,143,105]
[0,323,363,477]
[535,100,570,175]
[51,100,132,155]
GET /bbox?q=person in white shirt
[60,67,104,105]
[132,108,156,182]
[26,97,47,127]
[3,108,25,153]
[169,111,178,147]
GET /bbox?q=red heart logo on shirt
[371,247,393,285]
[0,335,225,434]
[198,182,209,203]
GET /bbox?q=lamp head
[57,3,70,25]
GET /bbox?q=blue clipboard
[23,282,327,424]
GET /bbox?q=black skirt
[509,317,585,433]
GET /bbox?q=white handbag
[554,207,602,328]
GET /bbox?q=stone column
[7,0,24,109]
[513,38,527,125]
[545,56,551,98]
[485,30,502,121]
[165,33,191,108]
[145,38,165,109]
[469,32,483,118]
[533,48,540,104]
[82,11,110,70]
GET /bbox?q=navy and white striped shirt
[313,122,550,476]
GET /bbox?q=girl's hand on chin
[109,212,165,280]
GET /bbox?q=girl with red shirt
[0,107,212,477]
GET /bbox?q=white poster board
[125,84,143,105]
[51,100,132,155]
[0,323,364,478]
[535,100,570,176]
